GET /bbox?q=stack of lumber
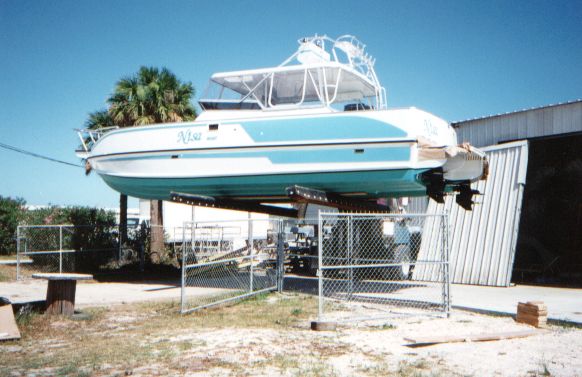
[517,301,547,328]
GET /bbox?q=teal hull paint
[100,169,429,201]
[106,146,410,164]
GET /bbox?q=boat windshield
[199,35,387,112]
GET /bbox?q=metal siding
[408,196,429,214]
[413,141,528,286]
[455,101,582,147]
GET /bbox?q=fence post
[180,224,187,313]
[248,214,254,293]
[16,226,21,280]
[59,225,63,273]
[317,213,324,321]
[444,213,451,317]
[276,219,284,293]
[347,215,353,299]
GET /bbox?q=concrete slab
[0,279,183,307]
[450,284,582,324]
[1,277,580,324]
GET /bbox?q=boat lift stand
[170,185,390,219]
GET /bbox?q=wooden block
[517,312,548,320]
[311,321,337,331]
[519,301,547,311]
[516,312,547,327]
[526,300,545,306]
[517,303,548,316]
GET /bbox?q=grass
[356,358,455,377]
[0,264,16,281]
[0,293,321,377]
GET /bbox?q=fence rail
[15,224,133,280]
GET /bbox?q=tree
[100,67,197,258]
[0,196,25,255]
[108,67,196,126]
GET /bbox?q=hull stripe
[100,146,411,164]
[88,139,416,160]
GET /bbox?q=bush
[0,196,26,255]
[22,206,118,272]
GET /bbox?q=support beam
[170,192,298,218]
[286,185,390,213]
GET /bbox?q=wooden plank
[404,330,538,345]
[0,305,21,341]
[519,301,547,311]
[516,313,547,327]
[517,304,548,316]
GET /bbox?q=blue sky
[1,0,581,208]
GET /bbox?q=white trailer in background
[137,199,271,243]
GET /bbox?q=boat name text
[177,129,202,144]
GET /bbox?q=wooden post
[150,200,164,262]
[119,194,128,246]
[32,273,92,316]
[45,280,77,316]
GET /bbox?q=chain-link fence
[316,213,450,323]
[16,225,125,279]
[180,219,283,313]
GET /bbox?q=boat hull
[82,109,486,202]
[100,168,430,201]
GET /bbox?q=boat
[76,35,488,212]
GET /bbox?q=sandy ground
[77,303,582,376]
[0,279,581,376]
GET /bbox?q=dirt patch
[0,293,580,376]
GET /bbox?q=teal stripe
[105,146,410,164]
[238,116,407,142]
[95,115,406,145]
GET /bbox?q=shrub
[0,196,26,255]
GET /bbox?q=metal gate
[317,212,450,323]
[180,219,284,313]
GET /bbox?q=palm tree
[107,67,197,257]
[85,110,128,246]
[108,67,196,126]
[85,109,116,129]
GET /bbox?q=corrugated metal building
[454,99,582,147]
[418,99,582,286]
[414,141,528,286]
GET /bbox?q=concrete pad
[2,278,580,324]
[0,279,184,308]
[450,284,582,324]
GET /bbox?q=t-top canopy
[199,35,387,111]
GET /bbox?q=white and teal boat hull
[80,109,485,203]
